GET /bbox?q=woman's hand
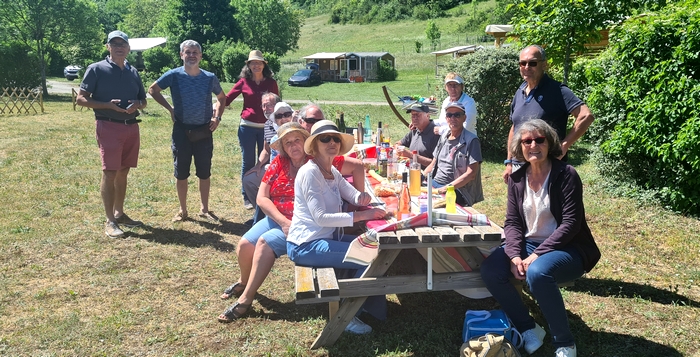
[510,257,526,280]
[354,208,387,222]
[280,219,292,236]
[521,253,539,272]
[357,192,372,206]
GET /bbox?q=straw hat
[304,120,355,156]
[270,122,309,153]
[246,50,267,63]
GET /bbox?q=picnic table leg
[310,249,401,349]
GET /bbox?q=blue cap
[107,30,129,44]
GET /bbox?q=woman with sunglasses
[481,119,600,357]
[287,120,387,334]
[218,122,311,322]
[503,45,594,183]
[225,50,279,208]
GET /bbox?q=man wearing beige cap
[434,72,478,136]
[77,30,148,238]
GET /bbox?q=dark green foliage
[232,0,303,56]
[143,46,176,77]
[205,38,238,80]
[0,42,41,88]
[329,0,455,24]
[584,1,700,214]
[415,41,423,53]
[265,53,281,76]
[444,47,521,153]
[221,42,251,83]
[376,59,398,81]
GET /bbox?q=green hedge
[585,0,700,214]
[0,43,40,89]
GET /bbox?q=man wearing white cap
[433,72,478,136]
[424,101,484,207]
[77,30,148,238]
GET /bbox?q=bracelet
[504,159,512,165]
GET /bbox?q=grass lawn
[0,95,699,356]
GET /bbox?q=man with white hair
[149,40,227,222]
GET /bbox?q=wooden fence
[0,87,44,114]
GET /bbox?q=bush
[0,43,41,89]
[376,59,398,81]
[221,42,251,82]
[143,46,176,76]
[444,47,522,153]
[205,38,237,79]
[585,0,700,214]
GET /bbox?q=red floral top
[262,155,346,220]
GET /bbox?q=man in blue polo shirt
[149,40,227,222]
[502,45,595,183]
[77,30,148,238]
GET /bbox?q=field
[2,9,700,357]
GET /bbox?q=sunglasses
[521,137,546,145]
[319,135,341,144]
[445,112,464,118]
[274,111,293,120]
[303,117,323,124]
[519,60,540,68]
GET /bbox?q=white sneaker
[522,323,546,354]
[345,317,372,334]
[555,345,577,357]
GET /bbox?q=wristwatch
[504,159,512,165]
[214,116,221,121]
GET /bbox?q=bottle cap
[447,185,454,192]
[402,172,408,182]
[412,150,417,154]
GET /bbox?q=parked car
[64,65,81,81]
[288,69,322,87]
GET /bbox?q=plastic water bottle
[363,114,372,144]
[445,186,456,213]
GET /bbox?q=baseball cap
[445,75,464,85]
[107,30,129,44]
[445,101,465,112]
[403,102,430,113]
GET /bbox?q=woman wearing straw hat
[218,122,311,322]
[225,50,279,208]
[286,120,387,334]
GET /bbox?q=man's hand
[125,99,141,115]
[394,145,411,159]
[110,99,128,113]
[209,118,220,131]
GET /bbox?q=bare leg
[199,177,210,213]
[176,179,188,215]
[101,170,117,222]
[237,238,277,305]
[236,238,256,286]
[113,167,130,217]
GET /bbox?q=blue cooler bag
[463,310,522,348]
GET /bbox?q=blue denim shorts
[242,217,287,258]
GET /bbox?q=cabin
[430,45,484,77]
[302,52,395,82]
[128,37,167,71]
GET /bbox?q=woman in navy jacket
[481,119,600,357]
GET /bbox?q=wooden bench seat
[295,266,341,319]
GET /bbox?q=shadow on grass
[568,277,700,307]
[129,224,236,252]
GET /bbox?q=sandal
[172,211,188,222]
[220,282,246,300]
[217,302,251,323]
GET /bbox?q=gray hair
[510,119,562,162]
[180,40,201,53]
[261,92,281,105]
[521,45,547,61]
[299,103,325,120]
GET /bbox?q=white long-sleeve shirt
[434,93,478,136]
[287,160,362,246]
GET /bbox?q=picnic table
[295,170,504,349]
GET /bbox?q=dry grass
[0,96,699,356]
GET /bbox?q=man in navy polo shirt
[77,30,148,238]
[502,45,595,183]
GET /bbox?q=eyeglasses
[109,41,129,48]
[319,135,341,144]
[274,112,293,120]
[519,60,540,68]
[303,117,323,124]
[445,112,464,118]
[521,137,546,145]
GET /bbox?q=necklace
[314,159,333,178]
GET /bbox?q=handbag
[185,124,212,142]
[460,333,522,357]
[463,310,522,348]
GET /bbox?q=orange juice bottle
[409,150,421,196]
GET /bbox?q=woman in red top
[225,50,279,206]
[218,122,309,322]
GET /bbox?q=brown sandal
[220,282,246,300]
[217,302,251,323]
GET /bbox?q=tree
[119,0,162,38]
[0,0,103,95]
[232,0,303,56]
[510,0,669,84]
[425,20,441,51]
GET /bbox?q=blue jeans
[242,217,287,258]
[480,241,584,348]
[238,125,264,199]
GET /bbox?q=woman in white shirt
[286,120,386,334]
